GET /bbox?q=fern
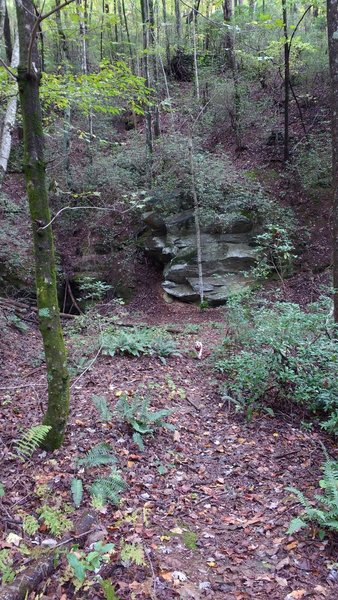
[22,514,39,536]
[77,443,117,468]
[120,542,145,566]
[15,425,52,460]
[71,478,84,508]
[287,458,338,536]
[115,394,174,450]
[90,468,126,506]
[38,504,73,537]
[101,579,121,600]
[92,395,113,422]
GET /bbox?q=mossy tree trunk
[327,0,338,324]
[15,0,69,450]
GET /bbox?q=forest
[0,0,338,598]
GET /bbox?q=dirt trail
[0,298,337,599]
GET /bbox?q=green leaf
[120,542,145,566]
[71,478,83,508]
[0,482,5,498]
[101,579,121,600]
[132,431,145,451]
[67,552,86,583]
[286,517,307,535]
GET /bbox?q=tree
[327,0,338,322]
[15,0,73,450]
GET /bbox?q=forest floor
[1,281,338,600]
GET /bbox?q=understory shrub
[215,294,338,431]
[100,326,180,361]
[287,457,338,538]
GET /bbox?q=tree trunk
[15,0,70,450]
[174,0,181,46]
[0,35,19,191]
[55,0,71,63]
[327,0,338,323]
[0,0,4,41]
[161,0,171,71]
[4,2,13,63]
[121,0,135,71]
[140,0,153,171]
[188,138,204,304]
[282,0,290,162]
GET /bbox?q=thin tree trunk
[282,0,290,162]
[121,0,135,71]
[174,0,181,46]
[192,9,200,100]
[140,0,153,171]
[327,0,338,323]
[161,0,171,71]
[148,0,160,137]
[15,0,70,450]
[188,138,204,304]
[4,2,13,63]
[55,0,71,62]
[0,35,19,191]
[0,0,5,41]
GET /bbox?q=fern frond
[15,425,52,460]
[77,443,117,468]
[101,579,121,600]
[71,478,84,508]
[120,542,145,566]
[132,431,144,451]
[92,395,113,422]
[90,469,126,506]
[286,517,307,535]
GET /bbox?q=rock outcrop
[143,209,258,305]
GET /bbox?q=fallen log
[0,510,98,600]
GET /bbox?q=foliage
[38,504,73,537]
[120,541,145,566]
[292,134,332,191]
[101,579,121,600]
[101,326,180,360]
[78,276,112,303]
[251,225,296,281]
[66,541,114,589]
[0,483,5,498]
[0,549,15,584]
[215,295,338,429]
[287,458,338,538]
[40,61,150,117]
[115,393,175,450]
[15,426,52,461]
[22,514,39,536]
[147,135,293,234]
[71,478,84,508]
[91,396,113,423]
[90,468,126,506]
[77,442,117,468]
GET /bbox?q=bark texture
[327,0,338,322]
[0,35,19,191]
[15,0,69,449]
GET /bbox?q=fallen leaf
[286,541,298,551]
[284,590,307,599]
[6,533,22,547]
[276,556,290,571]
[276,576,288,588]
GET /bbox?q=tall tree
[327,0,338,322]
[15,0,71,450]
[0,34,19,191]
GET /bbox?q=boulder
[143,209,258,305]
